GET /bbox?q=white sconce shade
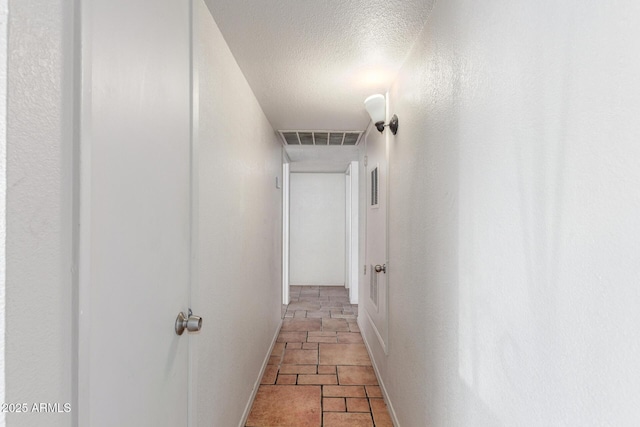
[364,94,386,124]
[364,93,398,134]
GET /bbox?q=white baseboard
[358,316,400,427]
[238,318,283,427]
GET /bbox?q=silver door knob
[374,264,386,273]
[175,311,203,335]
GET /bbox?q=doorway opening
[282,163,359,307]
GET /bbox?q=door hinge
[364,265,367,275]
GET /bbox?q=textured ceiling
[204,0,433,133]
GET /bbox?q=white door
[78,0,193,425]
[364,128,389,353]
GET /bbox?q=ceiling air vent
[279,130,363,146]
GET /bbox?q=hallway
[246,286,392,427]
[6,0,640,425]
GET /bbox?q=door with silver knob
[78,0,193,424]
[364,112,390,354]
[175,310,203,335]
[374,264,386,274]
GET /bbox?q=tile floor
[246,286,394,427]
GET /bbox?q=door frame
[281,160,290,306]
[345,166,351,291]
[282,162,357,301]
[346,161,359,304]
[188,0,199,422]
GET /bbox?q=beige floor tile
[319,344,371,366]
[287,342,303,349]
[337,366,378,385]
[277,332,307,343]
[260,365,278,385]
[323,397,345,412]
[370,399,393,427]
[268,355,281,365]
[346,398,370,412]
[331,314,357,319]
[302,342,319,350]
[308,331,337,337]
[300,291,320,296]
[246,385,321,427]
[282,349,318,365]
[306,311,332,318]
[322,385,366,398]
[281,318,322,332]
[297,374,338,385]
[322,318,350,332]
[336,332,364,344]
[270,342,285,357]
[279,364,316,374]
[322,412,373,427]
[318,365,336,374]
[307,335,338,343]
[365,385,382,398]
[320,289,347,296]
[276,374,297,385]
[287,301,320,311]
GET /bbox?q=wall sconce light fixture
[364,94,398,135]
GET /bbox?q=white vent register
[279,130,363,146]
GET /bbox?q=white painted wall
[0,0,7,423]
[347,161,359,304]
[290,173,345,286]
[360,1,640,426]
[5,0,75,425]
[345,169,351,289]
[193,1,283,425]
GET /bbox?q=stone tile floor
[246,286,393,427]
